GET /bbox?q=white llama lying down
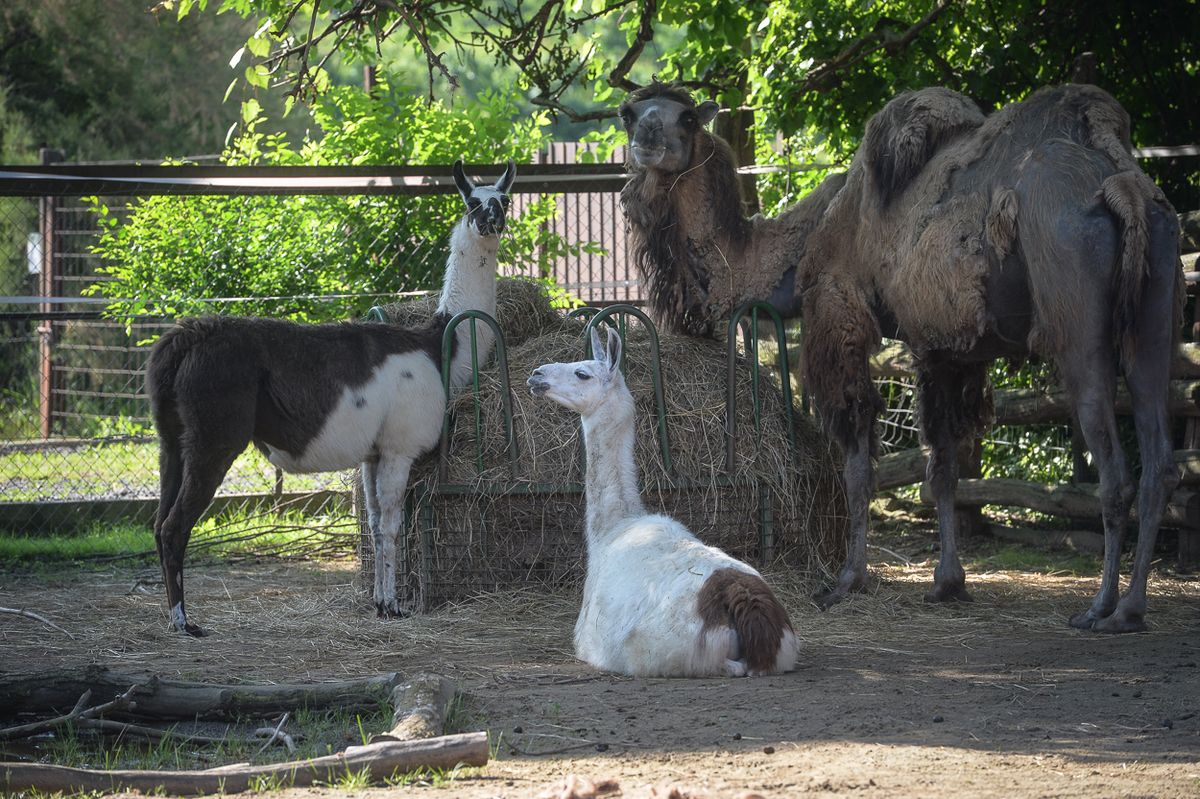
[527,327,800,677]
[146,160,515,635]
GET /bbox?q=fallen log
[877,447,927,491]
[0,666,403,720]
[920,478,1200,528]
[880,448,1200,492]
[372,673,457,743]
[0,731,489,796]
[994,380,1200,425]
[872,340,1200,381]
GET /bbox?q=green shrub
[87,81,581,324]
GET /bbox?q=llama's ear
[452,159,473,203]
[496,159,516,194]
[589,327,604,364]
[605,326,623,374]
[697,101,720,126]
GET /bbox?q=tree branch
[606,0,657,91]
[802,0,955,92]
[0,606,74,639]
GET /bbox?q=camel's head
[527,326,627,417]
[618,83,719,173]
[453,159,516,237]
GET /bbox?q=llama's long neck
[438,217,499,389]
[580,387,645,551]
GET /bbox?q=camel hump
[863,87,985,206]
[697,567,792,674]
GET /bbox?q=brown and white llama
[146,160,515,635]
[527,326,799,676]
[618,81,1181,633]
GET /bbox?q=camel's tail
[1102,171,1179,367]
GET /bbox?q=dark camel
[618,82,1182,632]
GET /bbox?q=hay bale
[365,288,848,610]
[374,277,563,348]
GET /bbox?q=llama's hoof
[171,621,208,637]
[923,581,972,603]
[1068,607,1103,630]
[723,659,748,678]
[1091,608,1147,634]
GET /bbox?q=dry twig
[0,606,75,638]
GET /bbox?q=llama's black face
[453,159,516,237]
[619,95,719,173]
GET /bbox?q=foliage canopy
[88,83,577,323]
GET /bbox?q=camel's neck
[580,389,645,551]
[438,218,499,389]
[629,154,843,324]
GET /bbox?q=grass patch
[0,506,357,571]
[6,704,394,774]
[0,439,348,502]
[967,543,1100,576]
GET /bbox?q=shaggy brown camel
[618,82,1182,633]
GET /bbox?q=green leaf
[241,97,262,124]
[244,64,268,88]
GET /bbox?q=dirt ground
[2,511,1199,799]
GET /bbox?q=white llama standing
[147,160,515,635]
[527,327,800,676]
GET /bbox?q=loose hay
[367,281,849,609]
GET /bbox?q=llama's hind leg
[159,447,241,636]
[371,453,413,618]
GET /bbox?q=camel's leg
[159,445,242,636]
[371,452,413,618]
[917,360,988,603]
[814,425,872,609]
[1093,210,1180,633]
[1058,352,1132,629]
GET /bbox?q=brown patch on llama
[696,568,792,674]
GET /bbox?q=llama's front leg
[815,426,872,609]
[369,453,413,618]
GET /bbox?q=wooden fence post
[37,147,64,440]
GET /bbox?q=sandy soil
[2,518,1198,799]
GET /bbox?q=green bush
[87,82,581,323]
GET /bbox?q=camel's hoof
[923,583,973,603]
[812,588,850,611]
[375,601,411,619]
[1091,610,1147,635]
[1069,608,1100,630]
